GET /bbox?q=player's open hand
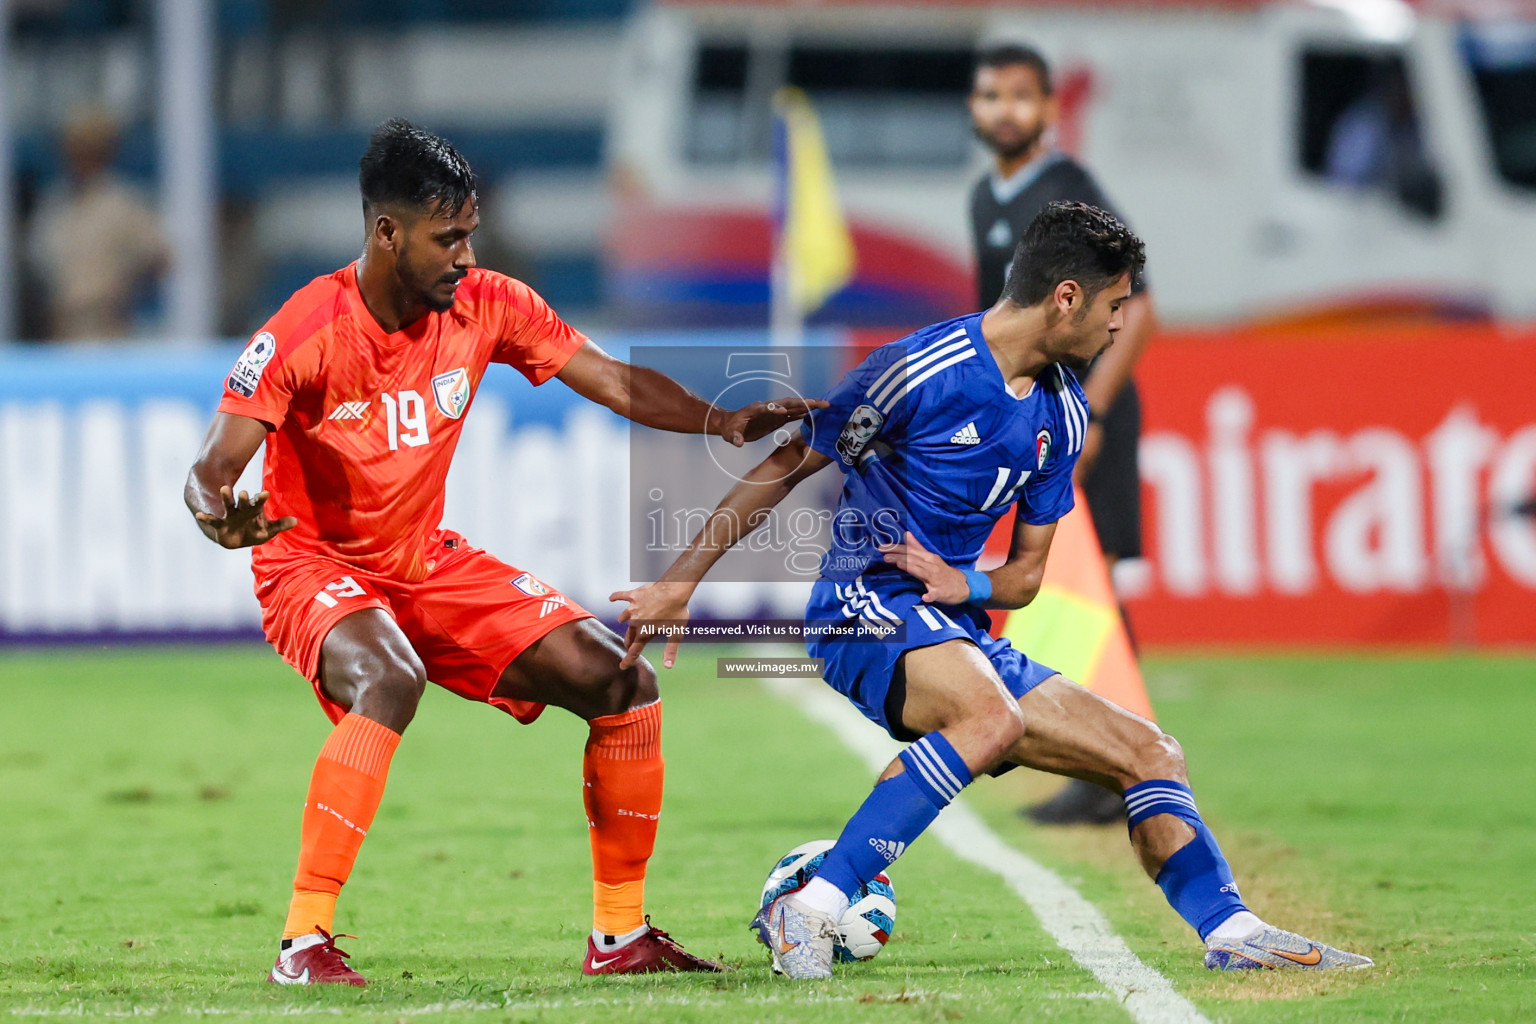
[716,396,829,447]
[194,486,298,549]
[878,531,969,604]
[610,581,694,670]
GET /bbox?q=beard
[1058,331,1113,372]
[973,119,1046,162]
[397,250,461,313]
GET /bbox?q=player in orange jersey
[184,120,822,985]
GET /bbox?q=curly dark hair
[1003,201,1146,307]
[358,118,477,216]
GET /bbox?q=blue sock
[816,733,974,898]
[1124,780,1250,940]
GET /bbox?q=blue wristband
[963,569,992,603]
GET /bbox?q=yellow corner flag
[1000,488,1156,722]
[772,87,855,317]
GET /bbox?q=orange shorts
[255,529,593,725]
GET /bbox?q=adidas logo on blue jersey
[949,422,981,446]
[869,838,907,863]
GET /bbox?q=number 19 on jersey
[381,390,430,450]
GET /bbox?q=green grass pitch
[0,645,1532,1022]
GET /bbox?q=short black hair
[974,42,1052,96]
[1004,201,1145,307]
[358,118,477,216]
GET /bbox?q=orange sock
[583,701,663,936]
[282,713,401,939]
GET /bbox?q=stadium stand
[8,0,628,338]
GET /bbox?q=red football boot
[582,917,730,975]
[268,928,367,987]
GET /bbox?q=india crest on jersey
[431,367,470,419]
[510,572,549,597]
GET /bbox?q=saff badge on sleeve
[227,331,276,398]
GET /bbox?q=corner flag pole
[770,88,854,347]
[769,240,801,348]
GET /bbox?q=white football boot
[1204,924,1374,971]
[750,893,837,979]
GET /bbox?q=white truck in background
[608,0,1536,325]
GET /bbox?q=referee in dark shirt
[969,42,1157,825]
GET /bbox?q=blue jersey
[802,312,1087,583]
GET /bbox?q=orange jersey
[217,263,585,582]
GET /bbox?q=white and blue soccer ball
[760,839,897,962]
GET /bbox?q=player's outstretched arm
[554,340,827,446]
[879,518,1057,610]
[610,435,832,668]
[184,412,297,549]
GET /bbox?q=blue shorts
[805,573,1059,740]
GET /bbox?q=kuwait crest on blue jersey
[431,367,470,419]
[1035,428,1052,469]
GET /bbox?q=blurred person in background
[12,164,49,342]
[27,106,169,340]
[1324,57,1443,219]
[968,42,1156,826]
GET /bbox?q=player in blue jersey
[613,202,1373,978]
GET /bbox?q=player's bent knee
[1130,726,1187,785]
[581,647,658,719]
[377,659,429,707]
[995,702,1028,745]
[630,657,660,707]
[341,648,427,726]
[968,698,1026,768]
[1160,732,1188,779]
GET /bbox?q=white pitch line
[765,676,1211,1024]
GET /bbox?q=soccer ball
[760,839,897,962]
